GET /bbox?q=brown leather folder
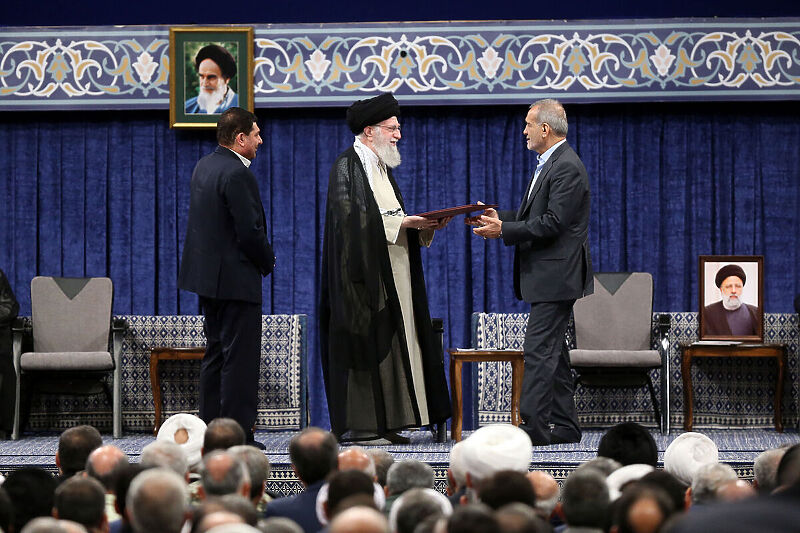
[415,203,498,219]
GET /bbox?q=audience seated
[606,464,655,501]
[229,445,274,512]
[52,476,108,533]
[86,444,130,523]
[328,506,389,533]
[338,447,376,478]
[447,504,499,533]
[110,463,150,533]
[597,423,658,467]
[321,470,381,525]
[477,470,536,510]
[140,440,189,479]
[126,468,188,533]
[663,432,718,487]
[365,449,394,489]
[0,486,11,533]
[560,468,610,533]
[258,517,304,533]
[611,484,674,533]
[389,487,452,533]
[21,516,89,533]
[4,467,60,532]
[775,443,800,491]
[495,502,552,533]
[526,471,559,521]
[687,463,738,507]
[56,425,103,482]
[199,450,252,500]
[460,424,533,502]
[446,441,467,504]
[262,427,338,533]
[157,413,207,470]
[384,460,434,513]
[204,418,247,454]
[638,471,688,512]
[752,446,786,494]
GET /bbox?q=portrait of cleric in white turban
[699,256,763,340]
[184,43,239,115]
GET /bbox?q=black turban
[715,264,746,287]
[195,44,237,80]
[346,93,400,134]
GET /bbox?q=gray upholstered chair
[11,277,125,439]
[569,272,671,434]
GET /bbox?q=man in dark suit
[263,427,339,532]
[0,269,18,439]
[178,107,274,449]
[472,99,593,446]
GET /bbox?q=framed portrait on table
[698,255,764,341]
[169,26,254,129]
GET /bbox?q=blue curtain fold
[1,102,799,429]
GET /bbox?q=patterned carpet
[1,428,798,495]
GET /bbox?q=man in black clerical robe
[0,269,18,439]
[320,93,451,443]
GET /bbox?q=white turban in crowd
[157,413,207,468]
[461,424,533,482]
[606,463,655,500]
[664,432,718,485]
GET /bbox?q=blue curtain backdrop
[1,102,799,429]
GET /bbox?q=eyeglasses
[373,124,401,133]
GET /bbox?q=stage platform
[1,428,798,496]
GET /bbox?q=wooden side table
[448,349,524,442]
[681,343,787,432]
[150,346,205,435]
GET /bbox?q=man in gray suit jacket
[178,107,274,448]
[473,99,593,445]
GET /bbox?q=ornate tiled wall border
[2,18,799,110]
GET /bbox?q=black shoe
[247,439,266,450]
[519,423,550,446]
[382,431,410,445]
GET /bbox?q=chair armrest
[112,318,128,333]
[110,318,127,368]
[11,317,31,373]
[11,316,31,335]
[657,313,671,355]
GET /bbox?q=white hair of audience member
[315,481,386,526]
[141,440,189,477]
[448,441,468,488]
[157,413,207,468]
[663,431,718,485]
[21,518,88,533]
[388,487,453,533]
[127,467,188,533]
[258,517,305,533]
[753,447,787,493]
[575,457,622,477]
[329,506,389,533]
[229,445,271,499]
[691,462,738,505]
[386,460,434,495]
[460,424,533,483]
[206,525,261,533]
[606,463,655,501]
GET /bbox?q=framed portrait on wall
[169,26,254,128]
[698,255,764,341]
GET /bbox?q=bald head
[716,479,756,502]
[86,444,129,491]
[527,470,559,517]
[339,447,376,477]
[329,506,389,533]
[627,496,665,533]
[201,451,251,498]
[198,511,244,533]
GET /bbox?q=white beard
[196,82,228,114]
[374,140,401,168]
[722,293,743,311]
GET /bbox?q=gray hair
[141,440,189,477]
[691,462,738,504]
[127,468,188,533]
[753,447,787,493]
[21,517,89,533]
[530,99,568,137]
[386,460,434,496]
[202,450,251,497]
[562,468,609,529]
[258,517,305,533]
[365,448,395,487]
[229,445,271,501]
[577,457,622,477]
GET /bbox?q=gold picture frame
[169,26,254,128]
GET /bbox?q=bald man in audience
[338,447,377,479]
[329,506,389,533]
[527,470,559,521]
[199,450,251,501]
[86,445,130,523]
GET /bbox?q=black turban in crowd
[195,44,237,80]
[715,264,746,288]
[346,93,400,134]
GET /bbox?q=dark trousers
[199,297,261,439]
[519,300,581,445]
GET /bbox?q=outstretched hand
[401,215,441,230]
[465,201,502,239]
